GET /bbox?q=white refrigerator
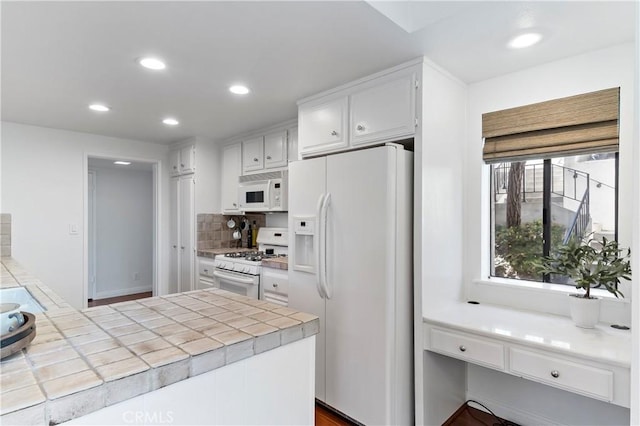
[288,144,413,425]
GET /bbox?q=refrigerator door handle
[315,193,327,299]
[320,192,332,299]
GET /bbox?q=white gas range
[211,227,288,299]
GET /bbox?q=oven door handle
[213,270,256,285]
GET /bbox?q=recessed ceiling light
[229,85,250,95]
[114,161,131,165]
[89,104,110,112]
[139,57,166,70]
[162,118,179,126]
[508,33,542,49]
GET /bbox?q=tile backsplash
[197,214,266,250]
[1,214,11,257]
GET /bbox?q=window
[482,87,620,284]
[490,154,618,283]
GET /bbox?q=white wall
[1,122,169,309]
[461,43,635,425]
[91,166,153,299]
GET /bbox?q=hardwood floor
[315,402,358,426]
[443,402,515,426]
[87,291,152,307]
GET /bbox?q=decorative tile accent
[179,337,223,356]
[0,385,45,415]
[225,339,254,364]
[190,347,225,376]
[105,371,150,406]
[75,338,121,356]
[140,347,189,369]
[165,330,205,346]
[34,358,90,382]
[150,359,190,390]
[40,370,103,400]
[47,385,105,424]
[266,316,302,329]
[95,356,149,382]
[254,331,281,354]
[87,347,134,368]
[211,329,252,345]
[128,338,172,356]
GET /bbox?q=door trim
[83,154,162,309]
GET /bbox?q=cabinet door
[169,177,180,294]
[264,131,288,169]
[180,145,196,174]
[349,73,416,146]
[169,150,181,177]
[287,127,298,162]
[222,144,242,213]
[299,97,348,157]
[242,137,264,173]
[179,175,195,292]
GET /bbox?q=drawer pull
[459,345,466,352]
[272,283,278,288]
[551,370,560,378]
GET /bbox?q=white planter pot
[568,294,601,328]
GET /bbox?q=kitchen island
[0,257,318,425]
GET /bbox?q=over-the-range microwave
[238,170,288,212]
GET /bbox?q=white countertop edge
[423,302,632,368]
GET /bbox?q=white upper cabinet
[242,136,264,173]
[298,97,348,156]
[350,73,416,146]
[264,130,288,168]
[170,144,196,176]
[242,130,289,174]
[222,144,242,213]
[298,65,418,158]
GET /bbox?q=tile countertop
[197,248,252,259]
[0,257,318,425]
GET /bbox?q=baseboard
[95,285,152,300]
[465,391,560,426]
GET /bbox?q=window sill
[468,277,631,326]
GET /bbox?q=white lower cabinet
[424,324,629,407]
[261,267,288,306]
[509,347,613,402]
[198,257,216,290]
[430,328,505,370]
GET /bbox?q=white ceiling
[1,1,635,146]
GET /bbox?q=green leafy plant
[494,220,565,280]
[536,235,632,298]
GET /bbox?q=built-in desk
[423,303,631,407]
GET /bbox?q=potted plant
[536,235,632,328]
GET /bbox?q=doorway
[86,156,159,307]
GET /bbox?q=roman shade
[482,87,620,163]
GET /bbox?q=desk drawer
[430,328,505,370]
[510,348,613,401]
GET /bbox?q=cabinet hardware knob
[173,245,177,248]
[459,345,466,352]
[331,130,338,136]
[233,203,237,207]
[356,124,365,131]
[181,163,184,167]
[173,166,177,169]
[181,246,185,249]
[551,370,560,378]
[273,283,278,288]
[253,158,259,162]
[266,155,272,160]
